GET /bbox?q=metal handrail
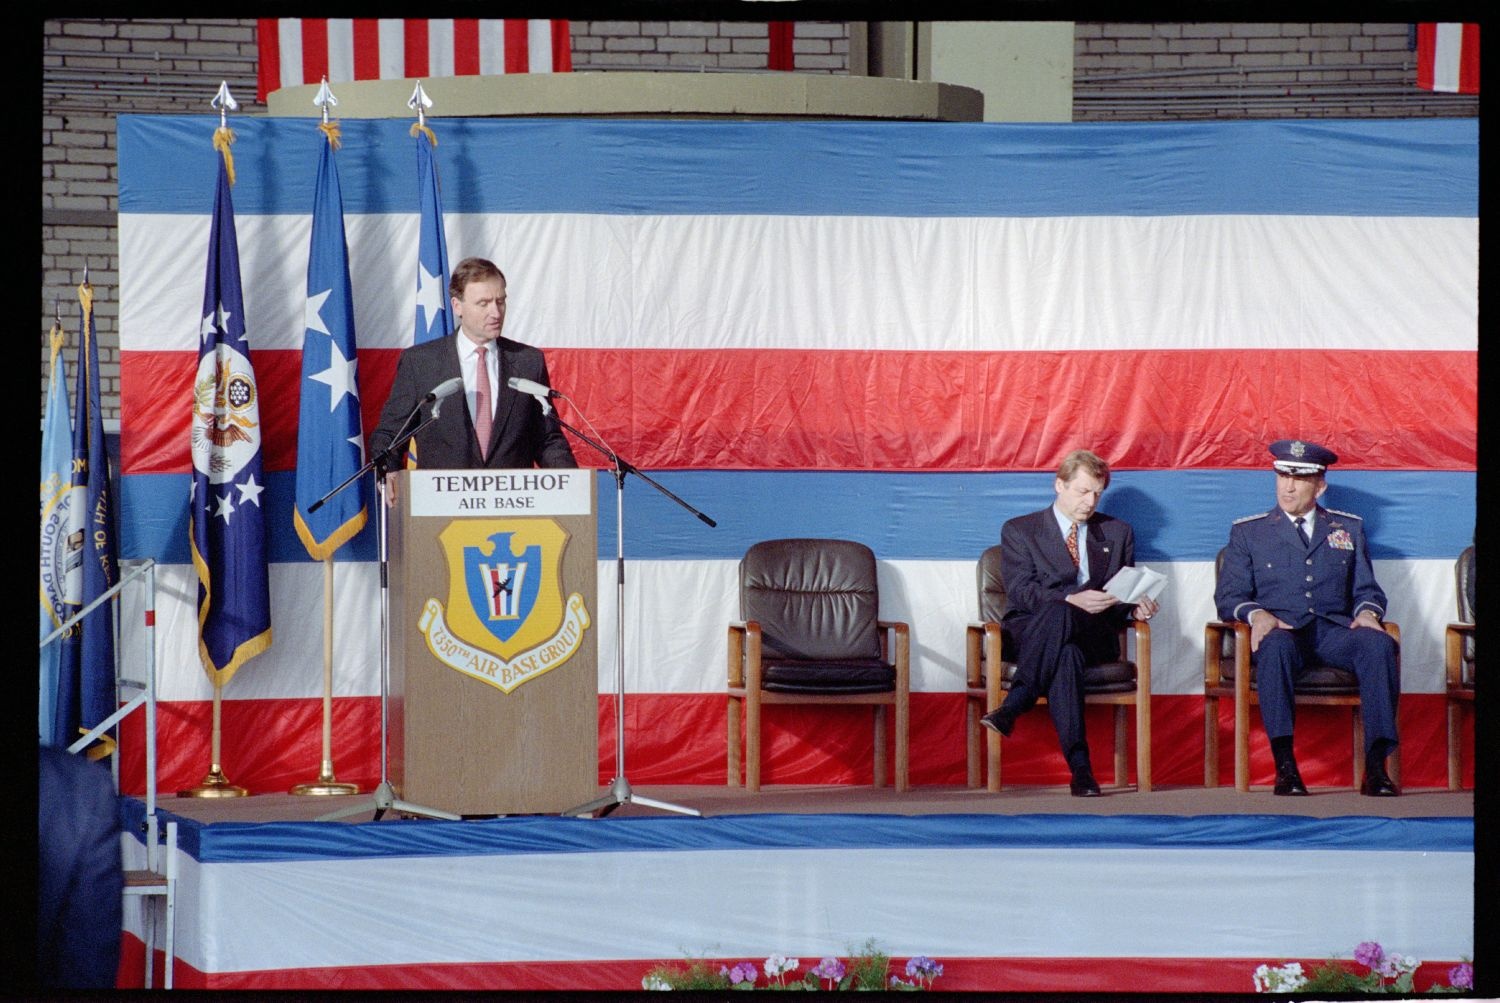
[40,557,156,650]
[45,558,161,820]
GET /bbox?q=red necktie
[1066,522,1080,567]
[474,344,492,456]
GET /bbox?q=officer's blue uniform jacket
[1214,505,1386,628]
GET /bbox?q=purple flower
[1448,962,1474,990]
[1353,940,1385,969]
[905,956,944,980]
[811,956,847,983]
[726,962,757,986]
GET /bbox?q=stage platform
[152,781,1473,823]
[119,784,1474,992]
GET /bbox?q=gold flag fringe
[213,125,237,186]
[410,121,438,146]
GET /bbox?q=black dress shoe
[1360,763,1400,797]
[1069,767,1102,797]
[980,706,1015,737]
[1273,760,1308,796]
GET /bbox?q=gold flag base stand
[178,767,248,799]
[291,766,360,797]
[291,560,363,799]
[178,681,247,797]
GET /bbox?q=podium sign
[388,469,598,815]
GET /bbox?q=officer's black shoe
[1069,764,1103,797]
[980,706,1016,737]
[1360,761,1400,797]
[1273,759,1309,796]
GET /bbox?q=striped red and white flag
[257,19,572,101]
[1416,22,1479,94]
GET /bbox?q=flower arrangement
[1254,941,1473,994]
[642,940,944,991]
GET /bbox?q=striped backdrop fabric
[113,116,1476,797]
[1416,22,1480,94]
[256,18,572,102]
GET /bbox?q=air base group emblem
[418,519,591,694]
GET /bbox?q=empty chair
[727,539,909,792]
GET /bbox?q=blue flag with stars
[190,148,272,686]
[294,131,368,559]
[414,127,452,345]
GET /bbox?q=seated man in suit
[371,256,577,483]
[1214,438,1400,797]
[981,449,1158,796]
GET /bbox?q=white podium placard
[409,469,593,517]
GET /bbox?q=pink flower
[1448,963,1474,990]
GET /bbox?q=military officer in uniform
[1214,439,1400,796]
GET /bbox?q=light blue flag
[190,146,272,687]
[294,130,368,559]
[38,321,74,744]
[414,127,453,345]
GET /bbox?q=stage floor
[152,781,1472,824]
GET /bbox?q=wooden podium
[387,469,598,815]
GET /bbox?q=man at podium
[371,256,577,474]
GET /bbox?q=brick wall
[41,19,1477,419]
[42,18,262,422]
[1074,22,1477,119]
[572,20,848,72]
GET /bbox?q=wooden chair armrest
[1202,620,1245,688]
[878,620,911,687]
[965,621,1000,687]
[727,620,760,688]
[1129,618,1151,694]
[1446,622,1474,687]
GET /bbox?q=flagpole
[178,680,247,797]
[288,79,362,797]
[181,81,270,800]
[292,558,359,795]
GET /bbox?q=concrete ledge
[266,71,982,121]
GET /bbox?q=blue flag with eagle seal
[293,127,368,559]
[190,145,272,686]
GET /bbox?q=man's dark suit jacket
[37,746,123,989]
[370,334,577,470]
[999,507,1138,638]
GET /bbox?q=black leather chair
[1204,547,1400,791]
[727,539,909,792]
[1445,545,1475,790]
[964,544,1152,792]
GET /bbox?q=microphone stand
[538,393,713,818]
[315,396,460,822]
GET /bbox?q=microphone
[507,377,560,400]
[422,376,464,421]
[507,376,561,415]
[426,376,464,403]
